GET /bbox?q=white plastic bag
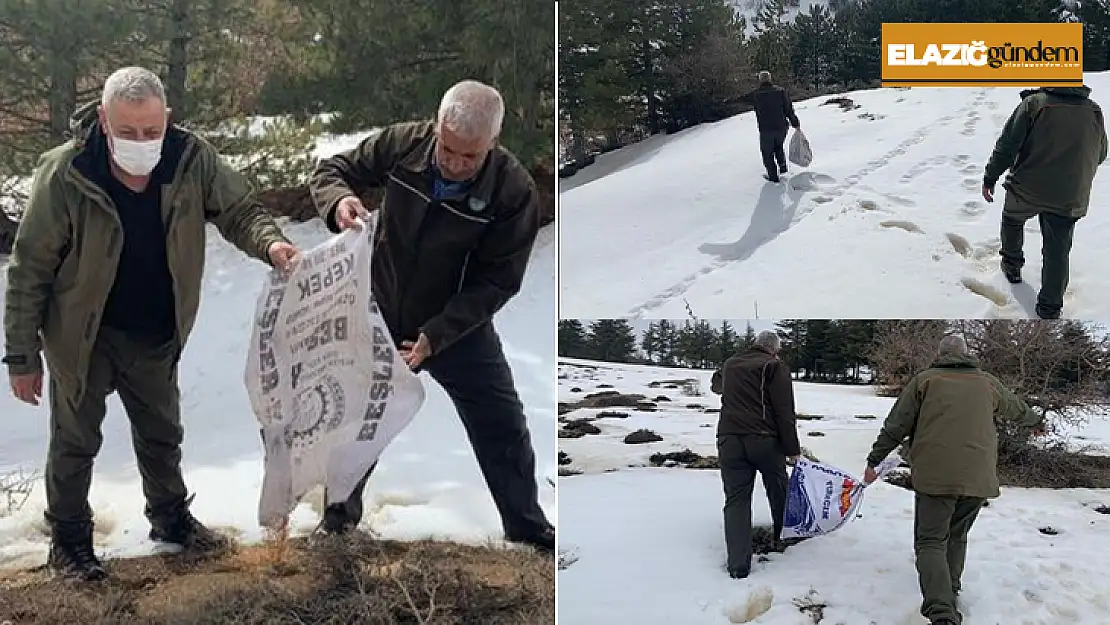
[788,128,813,167]
[781,453,901,539]
[245,216,425,528]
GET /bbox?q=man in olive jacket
[863,335,1043,625]
[982,85,1108,319]
[710,330,801,579]
[307,79,554,552]
[740,70,801,183]
[3,67,298,581]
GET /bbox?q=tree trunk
[166,0,191,122]
[46,24,78,143]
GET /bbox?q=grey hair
[437,79,504,140]
[938,334,969,357]
[754,330,780,353]
[758,70,772,83]
[101,66,166,109]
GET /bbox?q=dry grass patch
[0,533,554,625]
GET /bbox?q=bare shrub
[0,468,39,517]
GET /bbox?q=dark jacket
[984,85,1108,218]
[741,83,800,133]
[711,346,801,456]
[3,101,289,404]
[308,121,540,356]
[866,355,1042,499]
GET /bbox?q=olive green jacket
[866,355,1042,499]
[984,86,1108,218]
[3,101,289,404]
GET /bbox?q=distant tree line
[558,318,1110,394]
[560,0,1110,162]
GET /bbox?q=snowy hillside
[0,136,556,569]
[559,74,1110,320]
[557,359,1110,625]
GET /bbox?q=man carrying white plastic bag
[781,453,901,540]
[245,216,425,529]
[788,127,812,168]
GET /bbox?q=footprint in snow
[879,220,925,234]
[946,233,973,257]
[725,586,774,623]
[961,277,1009,307]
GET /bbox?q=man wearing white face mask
[3,66,300,581]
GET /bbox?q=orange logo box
[881,23,1083,87]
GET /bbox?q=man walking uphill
[740,71,801,183]
[3,67,299,581]
[982,85,1108,319]
[861,335,1043,625]
[710,331,801,579]
[308,79,555,553]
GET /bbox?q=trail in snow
[559,77,1110,320]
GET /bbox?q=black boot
[1001,261,1022,284]
[47,520,107,581]
[147,494,230,551]
[728,568,750,579]
[506,525,555,554]
[779,163,788,175]
[319,502,357,536]
[763,173,780,183]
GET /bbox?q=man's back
[746,84,798,132]
[908,363,1007,498]
[715,348,797,455]
[1004,87,1107,215]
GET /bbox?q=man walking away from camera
[740,71,801,183]
[308,79,554,553]
[711,330,801,579]
[3,66,299,581]
[861,335,1043,625]
[982,85,1108,319]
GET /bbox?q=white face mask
[105,121,164,176]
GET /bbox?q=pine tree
[713,320,740,366]
[559,320,590,358]
[790,3,839,89]
[586,319,639,363]
[742,323,757,349]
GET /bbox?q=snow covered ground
[557,359,1110,625]
[559,74,1110,320]
[0,146,556,569]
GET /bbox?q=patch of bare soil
[649,449,720,469]
[0,534,553,625]
[559,419,602,438]
[624,429,663,444]
[750,526,808,555]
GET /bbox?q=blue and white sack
[781,454,902,539]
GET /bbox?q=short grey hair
[938,334,969,357]
[754,330,780,353]
[101,66,166,109]
[758,70,772,83]
[437,79,504,140]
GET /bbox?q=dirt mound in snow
[0,534,553,625]
[259,164,556,227]
[649,449,719,469]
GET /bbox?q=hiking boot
[147,494,230,551]
[506,525,555,554]
[319,503,357,536]
[779,163,788,175]
[47,520,107,581]
[763,173,780,183]
[729,568,749,579]
[1001,262,1022,284]
[1035,305,1061,320]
